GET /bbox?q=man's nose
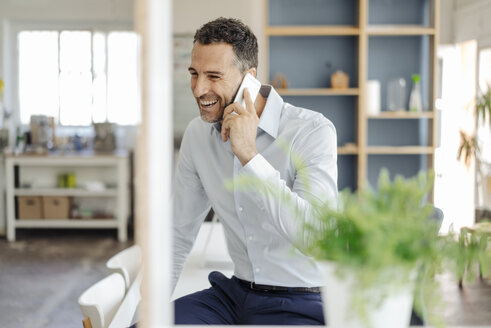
[193,76,210,98]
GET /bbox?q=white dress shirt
[173,85,338,290]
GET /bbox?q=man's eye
[209,75,220,80]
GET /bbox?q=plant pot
[320,262,416,328]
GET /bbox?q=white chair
[78,273,126,328]
[106,245,142,290]
[108,269,143,328]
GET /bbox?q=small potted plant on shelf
[303,169,491,328]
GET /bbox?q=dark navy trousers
[128,270,424,326]
[174,271,325,325]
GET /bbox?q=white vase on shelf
[366,80,381,115]
[409,74,423,112]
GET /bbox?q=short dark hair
[194,17,258,73]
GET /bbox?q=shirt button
[239,207,243,212]
[255,268,261,273]
[248,235,253,241]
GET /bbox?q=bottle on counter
[15,127,25,154]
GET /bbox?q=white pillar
[135,0,173,326]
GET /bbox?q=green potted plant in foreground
[228,161,490,328]
[303,169,491,328]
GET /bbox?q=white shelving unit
[5,152,130,242]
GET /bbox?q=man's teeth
[201,100,218,106]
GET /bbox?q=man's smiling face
[189,42,243,123]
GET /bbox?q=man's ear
[247,67,257,78]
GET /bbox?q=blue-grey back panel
[283,96,356,147]
[338,155,357,191]
[368,36,429,111]
[367,119,430,146]
[368,0,429,26]
[270,36,358,88]
[367,154,427,188]
[269,0,357,26]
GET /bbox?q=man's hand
[221,88,259,166]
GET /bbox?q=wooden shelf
[338,145,358,155]
[15,188,118,197]
[367,25,436,35]
[265,0,438,190]
[266,26,359,36]
[366,146,434,155]
[277,88,359,96]
[367,111,434,119]
[15,219,118,228]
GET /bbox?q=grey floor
[1,226,490,328]
[0,229,132,328]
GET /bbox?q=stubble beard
[199,103,224,124]
[198,97,234,124]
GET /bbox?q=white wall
[454,0,491,48]
[439,0,455,45]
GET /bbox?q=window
[18,30,140,126]
[477,47,491,210]
[478,47,491,92]
[477,47,491,163]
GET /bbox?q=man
[173,17,338,325]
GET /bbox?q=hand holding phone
[221,73,262,165]
[233,73,262,110]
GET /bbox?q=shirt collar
[211,84,283,139]
[257,85,282,139]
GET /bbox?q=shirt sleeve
[239,119,338,251]
[172,127,211,292]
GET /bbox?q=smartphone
[233,73,262,109]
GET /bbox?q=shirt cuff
[240,154,276,180]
